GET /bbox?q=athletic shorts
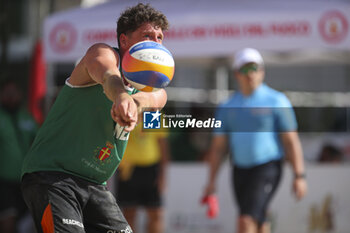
[0,179,27,219]
[232,160,282,225]
[21,171,132,233]
[116,163,161,208]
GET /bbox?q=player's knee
[239,215,254,221]
[239,215,257,226]
[238,215,259,233]
[147,208,163,221]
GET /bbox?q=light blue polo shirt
[215,83,297,168]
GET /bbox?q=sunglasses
[238,64,260,75]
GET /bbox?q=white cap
[232,48,264,69]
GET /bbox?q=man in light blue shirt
[203,48,307,233]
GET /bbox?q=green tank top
[22,82,138,184]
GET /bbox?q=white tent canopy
[43,0,350,63]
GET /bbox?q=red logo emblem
[49,22,77,53]
[96,142,114,162]
[98,147,111,161]
[318,10,348,44]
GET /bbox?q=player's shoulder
[262,85,291,107]
[218,92,240,108]
[82,43,120,67]
[85,43,119,56]
[218,97,232,108]
[69,43,120,86]
[87,42,113,49]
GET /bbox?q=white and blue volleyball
[122,41,175,92]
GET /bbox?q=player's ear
[119,33,128,48]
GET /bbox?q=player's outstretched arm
[72,43,138,130]
[80,43,125,98]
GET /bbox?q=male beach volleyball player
[21,3,169,233]
[203,48,307,233]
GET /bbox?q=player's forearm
[102,72,129,102]
[208,150,222,185]
[289,144,305,177]
[282,132,305,176]
[207,136,227,186]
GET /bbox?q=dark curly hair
[117,3,169,47]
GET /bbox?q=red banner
[29,40,46,124]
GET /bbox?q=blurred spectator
[203,48,307,233]
[0,79,38,233]
[318,144,343,163]
[116,123,170,233]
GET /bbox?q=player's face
[235,63,265,91]
[121,22,164,51]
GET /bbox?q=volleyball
[122,41,175,92]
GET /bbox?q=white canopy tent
[43,0,350,63]
[42,0,350,107]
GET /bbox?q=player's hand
[111,92,137,131]
[293,177,307,200]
